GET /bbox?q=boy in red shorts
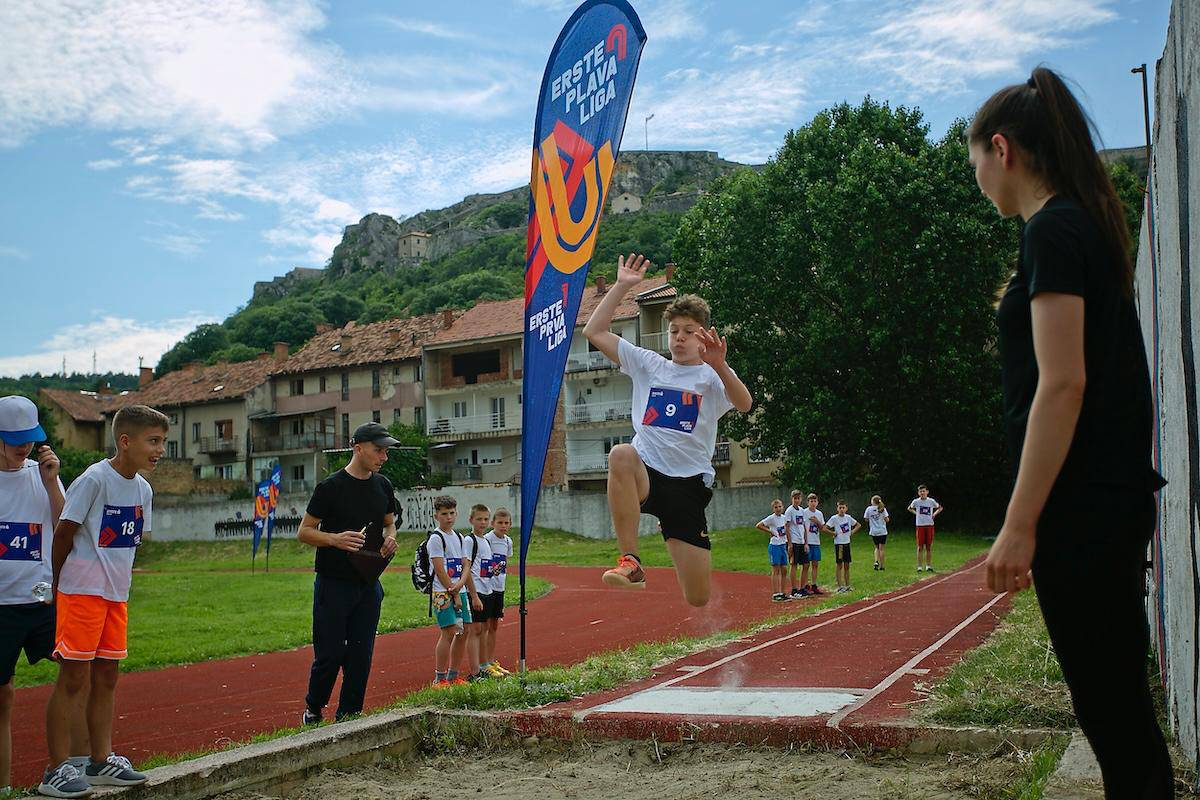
[42,405,167,795]
[907,485,943,572]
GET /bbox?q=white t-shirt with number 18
[59,459,153,603]
[618,338,736,485]
[784,503,807,544]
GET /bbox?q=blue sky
[0,0,1171,377]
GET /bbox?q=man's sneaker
[302,707,322,726]
[449,677,469,686]
[431,678,452,689]
[602,555,646,589]
[493,662,513,676]
[466,672,487,683]
[483,663,506,678]
[798,587,810,597]
[790,588,802,598]
[38,761,92,798]
[84,753,147,787]
[771,592,785,602]
[873,562,880,570]
[810,585,824,595]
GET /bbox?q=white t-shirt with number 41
[617,338,736,486]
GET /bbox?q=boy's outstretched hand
[696,327,729,369]
[616,253,650,287]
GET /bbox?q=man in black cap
[297,422,399,724]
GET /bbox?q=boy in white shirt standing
[800,494,826,595]
[907,485,944,572]
[43,405,167,795]
[864,496,890,571]
[756,499,790,602]
[584,254,753,608]
[824,501,861,593]
[0,397,91,799]
[784,490,808,598]
[426,496,467,686]
[462,504,492,682]
[481,509,514,677]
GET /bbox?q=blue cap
[0,396,47,446]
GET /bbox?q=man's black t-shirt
[306,469,397,582]
[997,195,1164,504]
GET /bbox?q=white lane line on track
[825,591,1007,729]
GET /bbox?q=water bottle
[32,582,52,604]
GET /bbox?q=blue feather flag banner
[519,0,646,580]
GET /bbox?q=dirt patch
[219,739,1048,800]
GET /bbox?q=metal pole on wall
[1132,62,1168,685]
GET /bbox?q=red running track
[507,559,1012,750]
[8,565,789,787]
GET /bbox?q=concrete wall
[1134,0,1199,776]
[146,482,786,542]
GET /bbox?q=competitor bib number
[0,522,42,561]
[445,557,463,580]
[99,505,143,548]
[642,387,701,433]
[492,556,507,577]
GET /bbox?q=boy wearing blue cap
[0,396,90,798]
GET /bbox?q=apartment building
[423,271,782,489]
[39,386,134,451]
[262,312,453,492]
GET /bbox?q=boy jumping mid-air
[584,254,753,607]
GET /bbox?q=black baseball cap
[351,422,400,447]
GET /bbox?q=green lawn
[13,526,990,689]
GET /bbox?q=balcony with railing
[639,331,670,353]
[252,431,336,454]
[279,478,316,495]
[565,350,617,373]
[567,400,633,425]
[712,441,731,465]
[198,436,239,455]
[428,412,521,438]
[567,453,609,474]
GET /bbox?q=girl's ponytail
[968,66,1134,296]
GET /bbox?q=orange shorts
[54,592,128,661]
[916,525,935,548]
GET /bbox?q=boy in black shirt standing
[298,422,399,724]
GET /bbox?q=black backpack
[411,530,445,595]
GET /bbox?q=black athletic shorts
[835,543,852,564]
[474,592,492,622]
[487,591,505,620]
[789,542,809,565]
[0,602,55,684]
[640,464,713,551]
[871,534,888,546]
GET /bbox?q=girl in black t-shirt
[967,67,1172,797]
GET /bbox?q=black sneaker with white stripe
[37,760,93,798]
[84,753,147,786]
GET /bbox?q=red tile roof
[274,312,455,376]
[39,388,132,422]
[426,276,669,347]
[135,358,274,408]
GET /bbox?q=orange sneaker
[602,555,646,589]
[450,677,469,686]
[431,679,452,689]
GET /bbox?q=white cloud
[141,230,207,258]
[0,1,351,151]
[0,313,217,377]
[641,0,706,41]
[0,245,31,261]
[379,17,474,41]
[860,0,1118,94]
[87,158,122,171]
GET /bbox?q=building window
[453,401,467,418]
[292,464,305,481]
[393,408,402,423]
[341,413,349,444]
[414,362,423,382]
[341,372,350,401]
[291,419,304,435]
[490,397,506,429]
[193,466,201,480]
[215,420,232,440]
[319,375,327,393]
[290,378,304,396]
[414,406,424,429]
[372,409,381,423]
[167,440,178,459]
[451,350,500,385]
[168,413,179,425]
[748,445,771,464]
[371,369,381,398]
[192,422,201,443]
